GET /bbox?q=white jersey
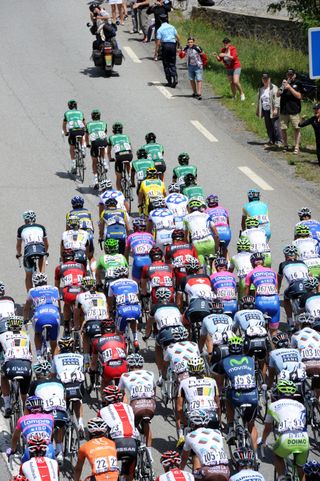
[266,399,306,434]
[165,193,188,230]
[62,229,88,251]
[293,237,318,261]
[99,189,126,210]
[22,457,59,481]
[200,314,234,345]
[76,291,108,321]
[241,228,269,253]
[0,330,32,362]
[184,428,228,466]
[178,376,218,411]
[184,277,214,300]
[119,369,155,401]
[233,309,266,332]
[291,327,320,361]
[230,252,252,279]
[99,403,139,439]
[52,352,84,384]
[305,295,320,318]
[184,211,212,242]
[153,305,183,330]
[17,224,47,246]
[0,297,15,320]
[280,261,309,283]
[269,348,303,374]
[149,208,175,247]
[163,341,200,372]
[230,470,265,481]
[35,381,66,412]
[158,470,195,481]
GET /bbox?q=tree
[268,0,320,30]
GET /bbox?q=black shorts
[115,152,133,173]
[244,336,268,360]
[2,360,32,395]
[114,438,138,476]
[64,382,84,402]
[210,345,229,374]
[284,280,305,301]
[156,326,181,348]
[23,243,46,271]
[68,129,85,146]
[83,320,102,339]
[47,408,69,428]
[186,298,213,324]
[91,138,108,157]
[154,159,166,174]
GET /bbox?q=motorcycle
[87,22,123,76]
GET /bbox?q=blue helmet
[71,196,84,208]
[247,189,260,201]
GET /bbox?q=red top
[218,45,241,70]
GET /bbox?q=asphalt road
[0,0,319,479]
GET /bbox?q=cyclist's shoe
[71,160,76,174]
[133,340,140,352]
[81,145,86,157]
[156,375,163,387]
[56,451,64,465]
[103,159,109,171]
[226,427,236,445]
[4,407,12,418]
[176,435,185,448]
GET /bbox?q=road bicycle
[97,146,108,184]
[121,160,133,213]
[74,135,86,183]
[135,434,155,481]
[228,403,259,470]
[9,376,24,436]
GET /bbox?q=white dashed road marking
[123,46,142,63]
[238,166,274,191]
[190,120,218,143]
[150,81,173,99]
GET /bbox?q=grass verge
[172,14,320,183]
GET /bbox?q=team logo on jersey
[229,357,249,367]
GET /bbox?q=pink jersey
[245,266,277,296]
[126,232,155,256]
[17,413,54,440]
[206,206,229,226]
[210,271,237,300]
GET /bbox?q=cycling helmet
[185,256,201,273]
[172,229,185,241]
[245,216,259,228]
[68,100,77,110]
[11,476,27,481]
[250,252,265,266]
[303,460,320,476]
[283,244,298,257]
[247,188,260,201]
[211,299,224,314]
[145,132,156,143]
[7,315,23,333]
[99,179,112,191]
[127,353,144,369]
[25,396,43,413]
[237,237,251,252]
[233,447,255,467]
[297,313,315,326]
[71,195,84,209]
[155,287,172,302]
[298,207,312,219]
[240,296,255,310]
[23,210,36,223]
[150,197,166,209]
[188,409,210,427]
[113,266,129,279]
[187,356,204,374]
[67,214,80,229]
[62,248,75,261]
[101,319,116,333]
[104,197,118,209]
[178,152,190,165]
[91,109,101,120]
[172,326,189,342]
[206,194,219,207]
[295,224,311,237]
[272,332,289,349]
[214,257,228,269]
[146,167,158,179]
[188,199,203,212]
[161,450,181,468]
[275,379,297,396]
[103,385,124,403]
[32,272,47,287]
[0,282,5,296]
[27,432,50,455]
[149,246,163,261]
[136,148,148,159]
[87,417,109,436]
[33,359,52,377]
[304,276,319,291]
[132,216,147,231]
[58,336,75,352]
[104,238,119,254]
[168,183,180,193]
[184,173,196,186]
[228,335,244,354]
[81,276,96,290]
[112,122,123,134]
[74,250,87,266]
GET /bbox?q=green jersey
[64,110,85,130]
[182,185,205,201]
[132,159,155,182]
[86,121,107,142]
[96,254,128,279]
[108,134,132,153]
[142,143,164,161]
[173,165,197,183]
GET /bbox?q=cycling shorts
[33,308,60,341]
[273,432,309,466]
[2,360,32,395]
[154,159,166,174]
[222,299,238,318]
[115,152,133,173]
[62,285,82,305]
[131,398,156,424]
[156,325,182,348]
[216,226,231,246]
[185,298,213,326]
[132,255,151,280]
[85,473,119,481]
[114,437,138,477]
[193,465,230,481]
[64,381,84,401]
[227,388,258,423]
[210,345,230,374]
[23,243,46,272]
[284,280,305,301]
[193,237,215,261]
[22,443,55,463]
[244,336,268,360]
[83,319,102,339]
[102,359,128,382]
[68,129,85,146]
[91,138,108,158]
[47,408,69,428]
[255,294,280,329]
[116,304,141,333]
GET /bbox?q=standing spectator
[129,0,140,34]
[256,72,282,148]
[147,0,171,33]
[132,0,150,42]
[109,0,124,26]
[212,37,245,101]
[277,68,303,154]
[179,37,204,100]
[155,15,180,87]
[299,104,320,166]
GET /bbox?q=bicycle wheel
[121,172,132,213]
[310,400,320,445]
[135,446,155,481]
[64,420,80,465]
[77,154,85,184]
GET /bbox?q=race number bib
[256,284,276,296]
[246,325,267,338]
[60,368,84,383]
[216,288,236,299]
[189,398,216,410]
[94,456,118,474]
[116,293,139,305]
[89,131,106,141]
[203,450,228,466]
[301,347,320,360]
[278,418,304,433]
[131,384,153,399]
[5,347,31,361]
[43,396,66,410]
[135,244,150,255]
[234,374,256,390]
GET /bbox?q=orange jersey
[79,437,119,480]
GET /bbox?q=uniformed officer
[155,15,180,88]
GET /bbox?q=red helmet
[11,477,27,481]
[27,432,49,455]
[160,450,181,468]
[149,246,163,260]
[172,229,185,241]
[103,385,124,403]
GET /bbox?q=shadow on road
[55,171,74,180]
[79,67,105,78]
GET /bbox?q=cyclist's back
[157,468,195,481]
[78,437,119,481]
[230,470,265,481]
[21,456,59,481]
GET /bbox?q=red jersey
[141,261,174,303]
[96,333,127,364]
[219,45,241,70]
[164,242,198,286]
[54,261,86,287]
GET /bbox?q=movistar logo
[230,357,249,367]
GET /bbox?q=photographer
[277,68,304,155]
[299,104,320,166]
[147,0,172,33]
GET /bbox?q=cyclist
[0,281,16,321]
[165,229,198,288]
[16,210,49,291]
[24,273,60,359]
[210,257,238,317]
[172,152,197,187]
[125,217,155,283]
[245,253,280,335]
[85,109,108,187]
[230,447,265,481]
[141,131,166,180]
[299,277,320,319]
[66,195,94,248]
[229,237,252,299]
[138,167,166,216]
[293,224,320,278]
[180,409,230,481]
[241,189,271,240]
[303,460,320,481]
[98,179,129,216]
[158,450,195,481]
[165,185,189,230]
[184,199,220,265]
[259,380,309,481]
[107,266,141,351]
[163,327,199,374]
[119,353,156,460]
[141,247,175,305]
[99,197,130,254]
[277,245,309,327]
[61,214,92,265]
[241,217,271,266]
[205,194,231,248]
[296,207,320,254]
[107,122,133,192]
[19,433,59,481]
[74,417,119,481]
[148,196,175,248]
[268,332,305,388]
[99,385,139,481]
[181,174,205,201]
[51,337,85,434]
[233,296,266,332]
[0,315,32,417]
[130,148,155,190]
[96,238,129,293]
[62,99,86,174]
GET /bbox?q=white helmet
[23,210,36,223]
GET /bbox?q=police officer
[155,15,180,88]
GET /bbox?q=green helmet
[245,216,259,229]
[104,238,119,254]
[276,380,297,396]
[91,109,101,120]
[112,122,123,134]
[237,237,251,252]
[295,224,311,237]
[188,199,203,212]
[228,335,244,354]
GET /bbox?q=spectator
[179,37,204,100]
[132,0,150,42]
[256,72,282,148]
[147,0,172,34]
[212,37,245,101]
[155,15,180,87]
[277,68,303,154]
[299,104,320,166]
[129,0,141,34]
[109,0,124,26]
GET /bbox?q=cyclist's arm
[138,189,145,209]
[60,240,65,258]
[96,265,104,286]
[107,295,114,315]
[11,427,21,451]
[175,291,183,311]
[44,236,49,252]
[261,421,273,443]
[74,452,85,481]
[241,213,246,231]
[107,144,112,161]
[180,446,189,470]
[199,333,207,352]
[16,238,22,257]
[99,214,105,239]
[74,305,82,331]
[124,242,130,261]
[23,297,32,322]
[144,314,154,338]
[62,120,68,135]
[147,218,153,233]
[267,366,275,389]
[210,223,220,249]
[277,273,283,293]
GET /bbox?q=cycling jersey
[157,469,195,481]
[164,242,198,284]
[266,398,307,433]
[62,229,89,252]
[142,142,164,161]
[182,185,205,201]
[210,271,237,300]
[101,208,129,240]
[141,261,174,304]
[0,329,31,362]
[30,378,67,412]
[119,369,155,401]
[293,237,319,261]
[230,252,252,280]
[245,266,279,327]
[99,402,139,439]
[16,413,54,443]
[86,120,107,141]
[269,348,303,375]
[184,211,215,259]
[241,228,269,254]
[150,303,183,330]
[183,428,228,467]
[132,159,155,183]
[173,165,197,184]
[21,457,59,481]
[149,208,175,247]
[108,133,132,154]
[17,223,47,248]
[51,352,84,384]
[206,205,231,245]
[165,193,188,230]
[222,355,257,392]
[178,376,218,412]
[296,219,320,253]
[66,207,94,232]
[126,231,155,280]
[278,259,309,283]
[99,189,127,210]
[64,109,85,130]
[233,309,266,332]
[163,340,200,371]
[78,437,119,480]
[0,296,15,320]
[179,274,213,300]
[139,179,166,213]
[54,261,85,288]
[300,292,320,318]
[230,470,265,481]
[200,314,234,344]
[108,279,141,332]
[291,327,320,372]
[76,290,108,321]
[242,200,270,239]
[95,333,127,382]
[96,254,128,281]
